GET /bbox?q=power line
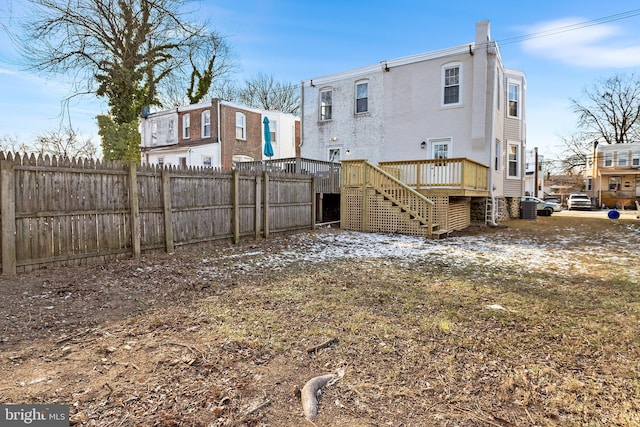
[496,9,640,46]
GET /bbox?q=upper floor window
[508,142,520,178]
[269,120,277,145]
[182,114,190,139]
[443,64,460,105]
[508,83,520,118]
[202,110,211,138]
[168,119,175,139]
[632,151,640,167]
[429,138,451,159]
[617,151,628,167]
[320,89,332,121]
[604,152,613,167]
[236,112,246,140]
[355,81,369,113]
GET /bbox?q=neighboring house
[140,99,300,169]
[301,21,526,223]
[588,141,640,209]
[525,149,544,198]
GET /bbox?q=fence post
[263,171,270,239]
[1,160,16,276]
[255,174,262,239]
[361,162,368,232]
[232,170,240,244]
[311,176,316,229]
[128,162,140,259]
[162,168,174,252]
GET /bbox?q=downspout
[488,42,498,226]
[217,100,222,167]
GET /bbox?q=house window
[609,176,621,191]
[508,83,520,118]
[617,151,628,167]
[179,157,187,168]
[328,148,341,162]
[202,156,212,168]
[158,157,164,168]
[585,177,592,191]
[603,152,613,167]
[202,110,211,138]
[355,81,368,113]
[151,121,158,145]
[269,120,277,145]
[236,112,246,140]
[495,139,501,171]
[443,64,460,105]
[508,143,520,178]
[429,138,451,159]
[632,151,640,167]
[320,89,332,121]
[182,114,190,139]
[168,120,175,139]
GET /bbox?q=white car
[567,193,592,210]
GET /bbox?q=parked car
[521,196,555,216]
[567,193,592,210]
[542,198,563,212]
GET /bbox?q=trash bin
[520,201,537,220]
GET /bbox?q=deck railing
[234,157,341,193]
[379,158,489,191]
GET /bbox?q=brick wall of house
[220,104,262,169]
[177,104,218,145]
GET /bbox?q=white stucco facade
[301,21,526,199]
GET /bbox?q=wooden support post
[162,168,174,252]
[361,162,368,232]
[128,162,140,259]
[255,174,262,239]
[1,160,16,276]
[311,178,317,229]
[232,170,240,244]
[263,171,270,239]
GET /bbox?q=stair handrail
[344,160,435,228]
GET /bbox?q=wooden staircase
[341,160,446,238]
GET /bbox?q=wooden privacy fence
[0,153,315,275]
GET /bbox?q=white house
[301,21,526,219]
[140,99,300,169]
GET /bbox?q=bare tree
[0,134,31,154]
[33,126,98,159]
[570,73,640,145]
[237,73,300,115]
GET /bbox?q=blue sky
[1,0,640,160]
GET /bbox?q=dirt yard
[1,214,639,426]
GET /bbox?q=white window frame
[507,81,520,118]
[603,152,613,167]
[632,151,640,167]
[182,114,190,139]
[328,148,341,162]
[355,80,369,114]
[320,88,332,121]
[236,112,246,140]
[268,120,277,145]
[428,137,451,159]
[617,151,628,167]
[507,141,521,178]
[202,155,212,168]
[442,63,462,106]
[202,110,211,138]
